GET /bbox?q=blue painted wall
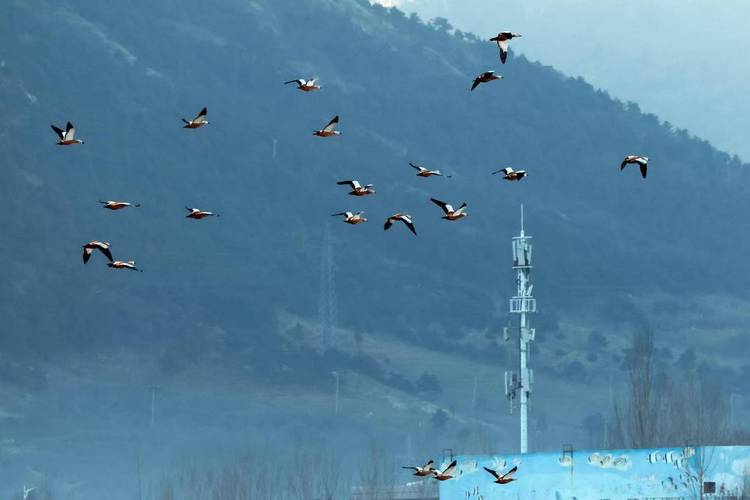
[438,446,750,499]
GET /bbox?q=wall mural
[438,446,750,499]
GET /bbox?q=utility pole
[471,375,478,411]
[332,371,340,415]
[318,224,338,351]
[150,385,160,427]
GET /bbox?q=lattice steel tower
[318,223,338,351]
[504,205,537,454]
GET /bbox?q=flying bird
[492,167,527,181]
[490,32,522,64]
[185,207,219,219]
[484,465,518,485]
[313,115,341,137]
[433,460,458,481]
[285,78,320,92]
[409,162,449,178]
[384,213,417,236]
[182,107,209,128]
[99,200,140,210]
[402,459,437,477]
[430,198,468,221]
[108,260,142,272]
[620,155,649,178]
[50,122,84,145]
[471,71,503,91]
[336,180,375,196]
[332,211,368,224]
[82,241,113,264]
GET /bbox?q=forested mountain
[1,0,749,497]
[391,0,750,160]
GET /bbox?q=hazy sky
[378,0,750,160]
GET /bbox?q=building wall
[438,446,750,499]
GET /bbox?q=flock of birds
[50,29,649,275]
[402,458,518,485]
[41,25,654,497]
[51,107,222,272]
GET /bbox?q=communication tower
[504,206,537,454]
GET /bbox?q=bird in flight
[384,213,417,236]
[336,180,375,196]
[433,460,458,481]
[99,200,140,211]
[313,115,341,137]
[108,260,142,272]
[490,32,522,64]
[332,211,368,224]
[50,122,84,145]
[285,78,320,92]
[430,198,468,221]
[471,71,503,91]
[82,241,113,264]
[182,107,209,129]
[620,155,649,178]
[484,465,518,485]
[402,459,437,477]
[185,207,219,219]
[492,167,527,181]
[409,162,450,178]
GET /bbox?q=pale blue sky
[381,0,750,159]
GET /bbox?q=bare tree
[147,443,347,500]
[608,330,732,449]
[608,330,659,448]
[740,463,750,498]
[317,446,345,500]
[355,441,397,500]
[288,450,315,500]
